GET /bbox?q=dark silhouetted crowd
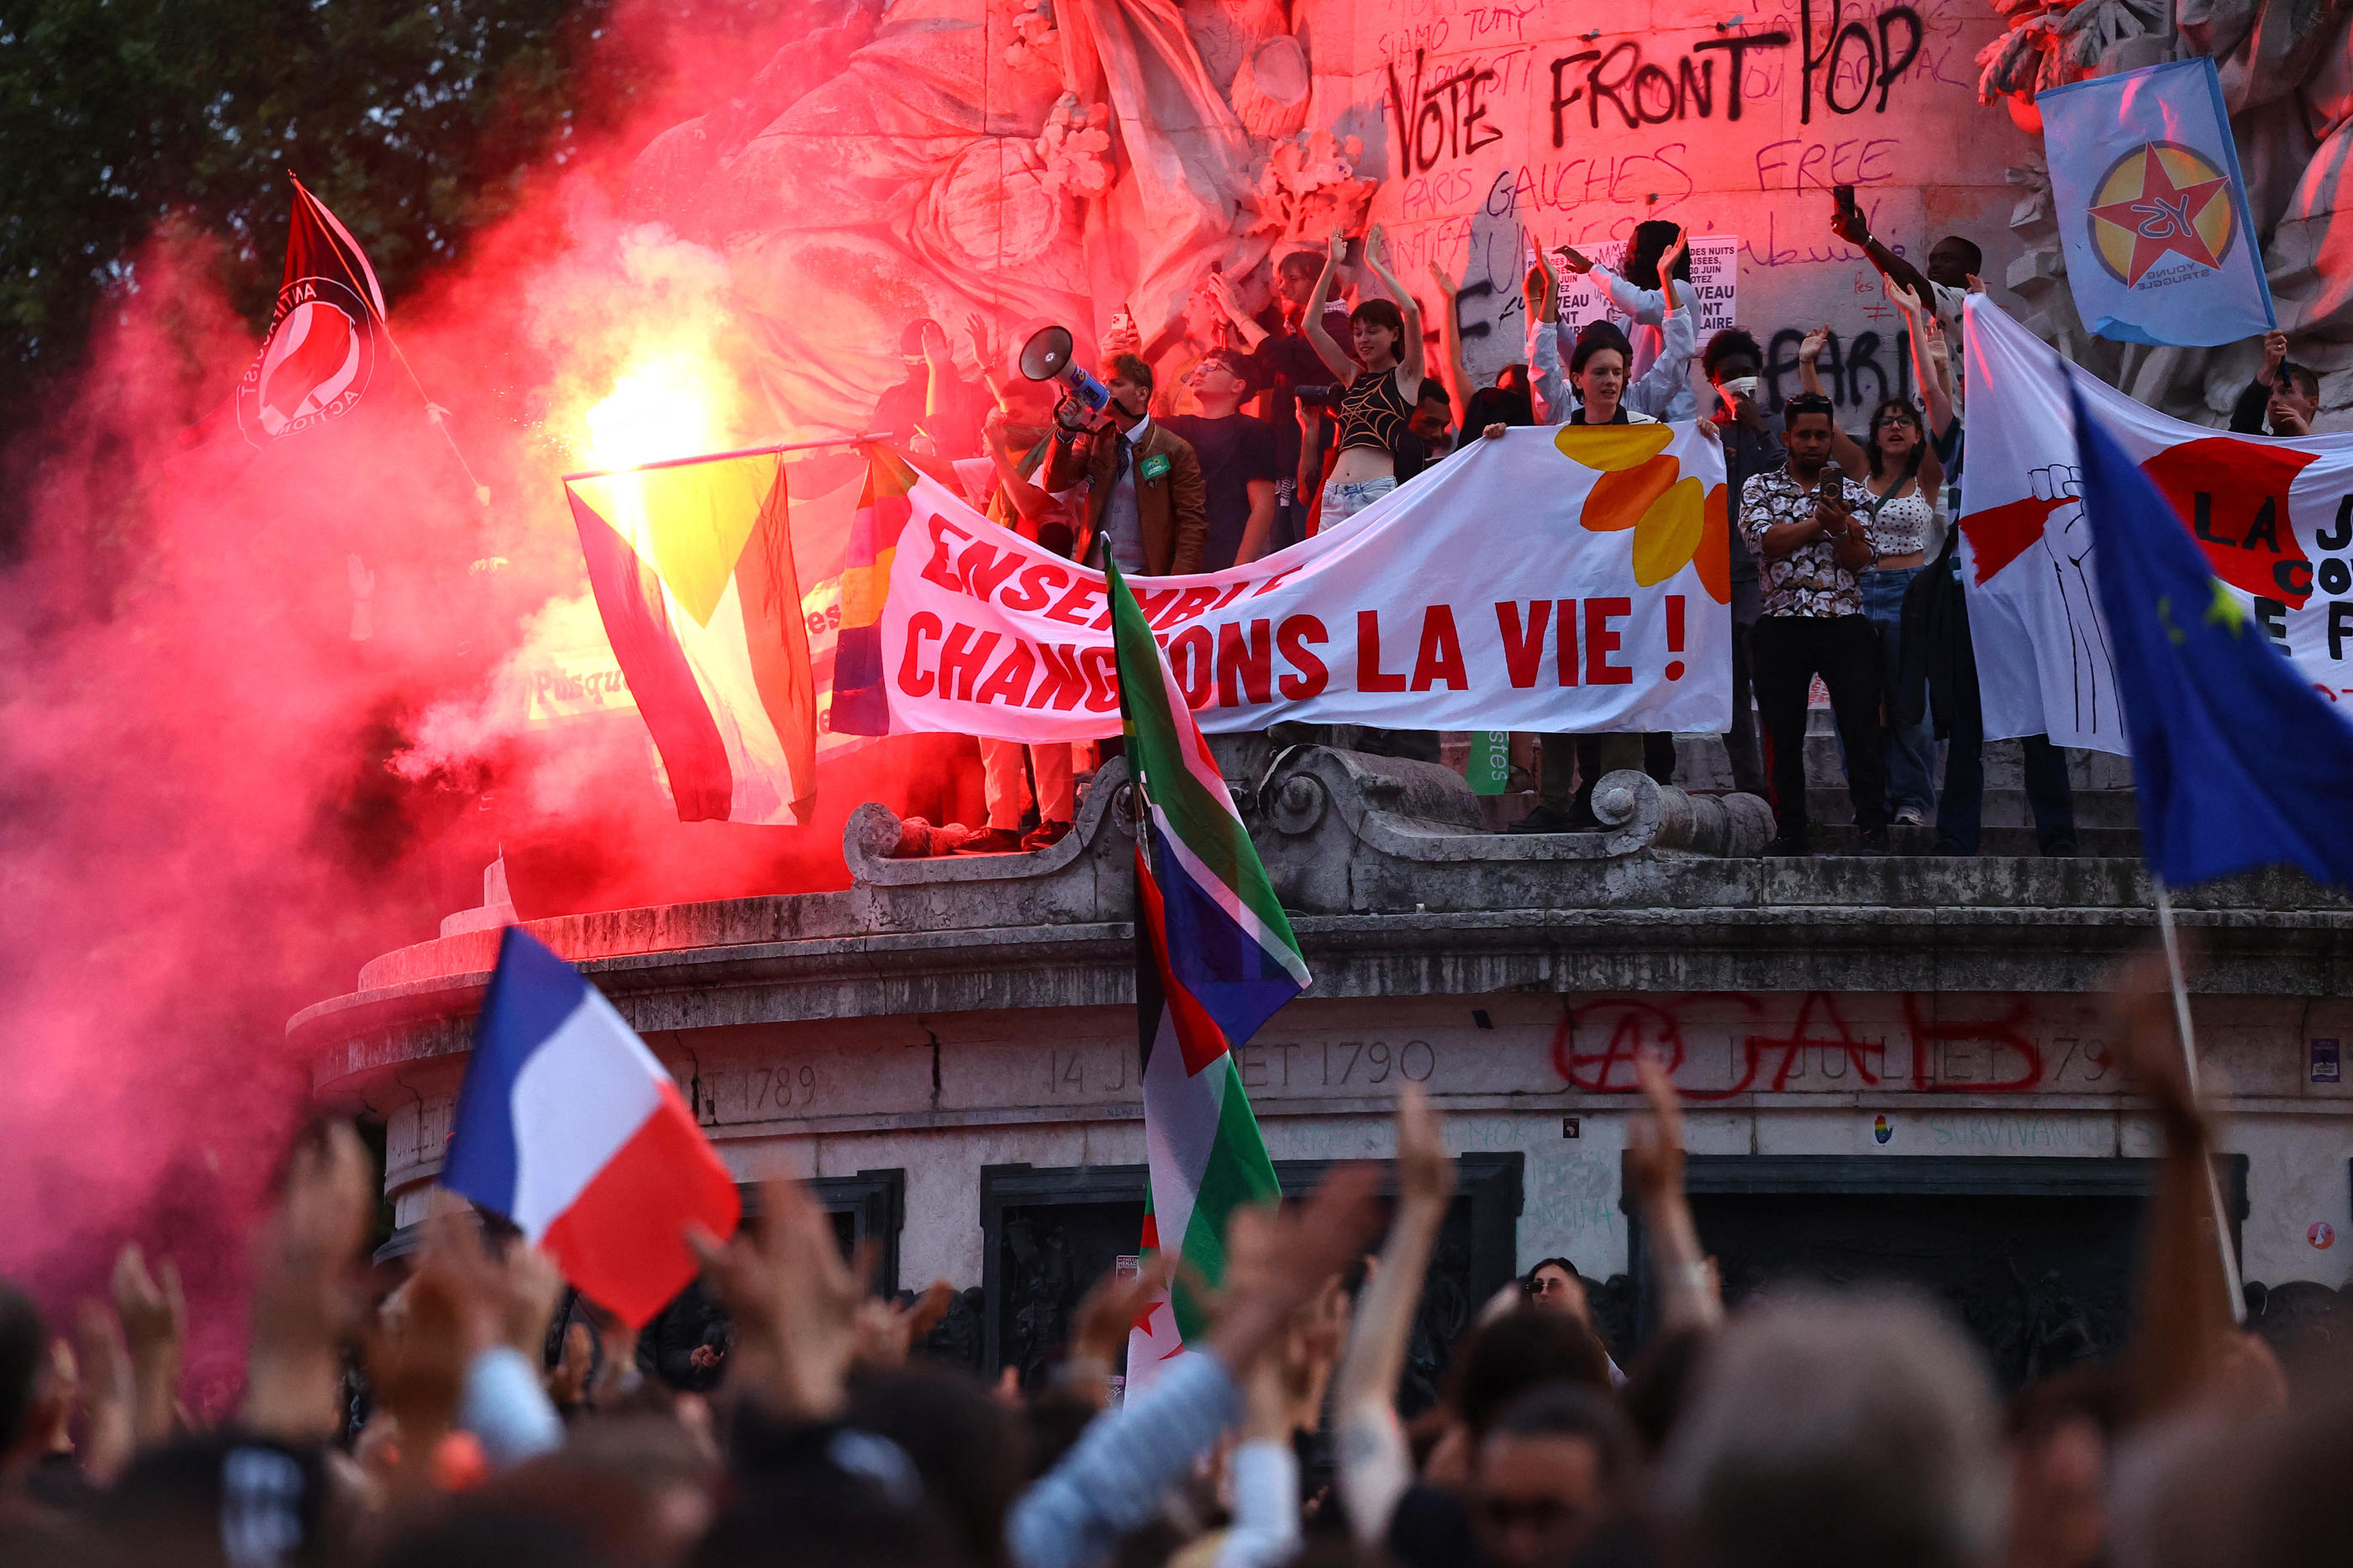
[3,947,2348,1568]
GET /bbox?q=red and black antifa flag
[185,176,389,450]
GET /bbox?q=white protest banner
[876,425,1732,742]
[1960,297,2353,755]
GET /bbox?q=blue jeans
[1319,476,1397,527]
[1863,566,1937,817]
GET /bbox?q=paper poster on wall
[1545,237,1737,347]
[1688,237,1739,336]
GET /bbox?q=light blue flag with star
[2039,57,2274,346]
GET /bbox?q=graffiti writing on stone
[1551,993,2121,1097]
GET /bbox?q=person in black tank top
[1336,360,1413,457]
[1298,225,1426,529]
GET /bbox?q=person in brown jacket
[1041,352,1209,576]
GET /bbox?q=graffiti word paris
[1552,993,2124,1097]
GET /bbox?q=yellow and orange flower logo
[1553,424,1729,603]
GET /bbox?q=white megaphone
[1019,324,1112,413]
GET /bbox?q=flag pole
[289,172,496,512]
[2152,875,2248,1323]
[560,434,892,484]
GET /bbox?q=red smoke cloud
[0,0,978,1397]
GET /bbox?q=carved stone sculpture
[1976,1,2353,429]
[626,0,1363,437]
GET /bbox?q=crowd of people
[867,196,2217,858]
[4,948,2345,1568]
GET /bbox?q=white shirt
[1529,297,1693,425]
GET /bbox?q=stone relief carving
[1976,1,2353,428]
[626,0,1376,438]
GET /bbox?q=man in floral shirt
[1739,392,1891,856]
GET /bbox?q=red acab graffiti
[1551,992,2077,1095]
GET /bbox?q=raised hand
[414,1192,565,1360]
[1207,1164,1382,1376]
[2261,329,2289,385]
[966,312,998,373]
[367,1270,471,1457]
[245,1122,373,1440]
[545,1321,595,1408]
[74,1300,136,1482]
[1626,1050,1721,1329]
[1366,224,1389,267]
[1328,229,1349,269]
[1829,199,1869,246]
[1072,1253,1174,1375]
[1965,273,1987,295]
[1426,259,1460,300]
[1921,314,1952,366]
[919,318,953,367]
[853,1279,957,1370]
[1659,225,1690,279]
[112,1241,184,1444]
[1625,1051,1686,1205]
[689,1178,872,1420]
[1396,1083,1455,1208]
[1799,324,1831,363]
[1552,244,1594,276]
[1205,270,1244,318]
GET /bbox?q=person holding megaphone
[1026,337,1208,579]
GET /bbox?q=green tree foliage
[0,0,634,440]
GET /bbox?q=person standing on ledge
[1829,195,1982,373]
[1741,392,1892,858]
[2231,330,2321,436]
[1298,224,1427,530]
[1041,353,1207,578]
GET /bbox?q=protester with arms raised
[1538,229,1700,423]
[1551,220,1703,419]
[1300,225,1425,527]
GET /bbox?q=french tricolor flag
[445,929,740,1328]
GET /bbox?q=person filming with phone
[1739,392,1892,858]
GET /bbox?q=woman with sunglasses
[1796,332,1946,829]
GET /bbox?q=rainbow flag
[565,447,816,823]
[1108,559,1307,1384]
[829,447,919,735]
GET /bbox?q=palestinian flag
[828,447,919,735]
[1108,560,1309,1387]
[565,446,817,824]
